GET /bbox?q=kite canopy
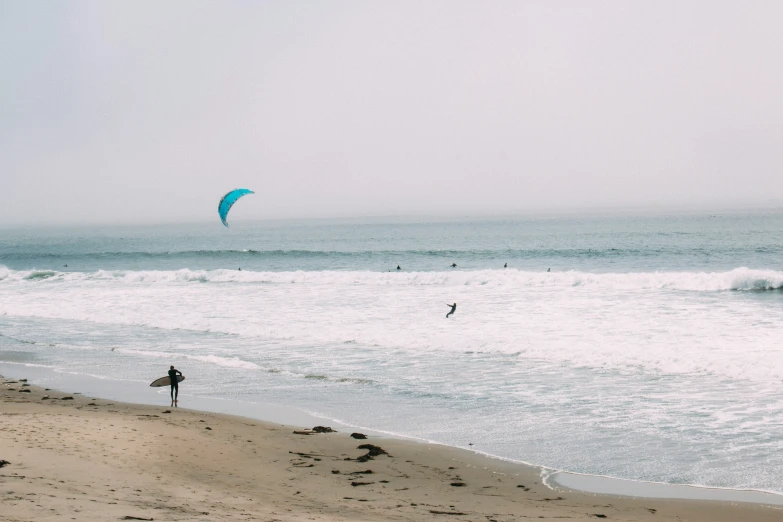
[218,188,254,227]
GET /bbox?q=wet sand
[2,377,782,521]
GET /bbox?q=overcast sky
[1,1,782,225]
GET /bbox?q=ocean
[2,211,783,495]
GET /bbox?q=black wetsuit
[168,369,182,400]
[446,304,457,318]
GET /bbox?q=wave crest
[1,265,782,291]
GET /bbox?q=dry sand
[2,377,782,521]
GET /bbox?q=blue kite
[218,188,254,227]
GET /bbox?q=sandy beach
[2,377,781,522]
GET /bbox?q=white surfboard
[149,375,185,387]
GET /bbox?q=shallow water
[2,211,783,493]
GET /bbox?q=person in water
[451,263,457,267]
[168,365,183,407]
[397,265,401,270]
[504,262,507,268]
[446,302,457,318]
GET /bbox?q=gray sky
[1,1,782,225]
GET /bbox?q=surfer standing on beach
[168,365,183,407]
[446,302,457,318]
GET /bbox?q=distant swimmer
[63,264,67,268]
[504,263,507,268]
[238,267,241,271]
[446,302,457,318]
[451,263,457,268]
[547,268,551,272]
[397,265,401,270]
[168,365,183,407]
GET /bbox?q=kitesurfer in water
[446,302,457,318]
[168,365,183,407]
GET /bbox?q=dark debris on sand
[356,444,389,463]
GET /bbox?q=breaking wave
[116,349,262,370]
[1,265,782,292]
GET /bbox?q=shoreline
[2,364,783,520]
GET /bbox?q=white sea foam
[116,349,261,370]
[2,265,783,291]
[2,263,783,387]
